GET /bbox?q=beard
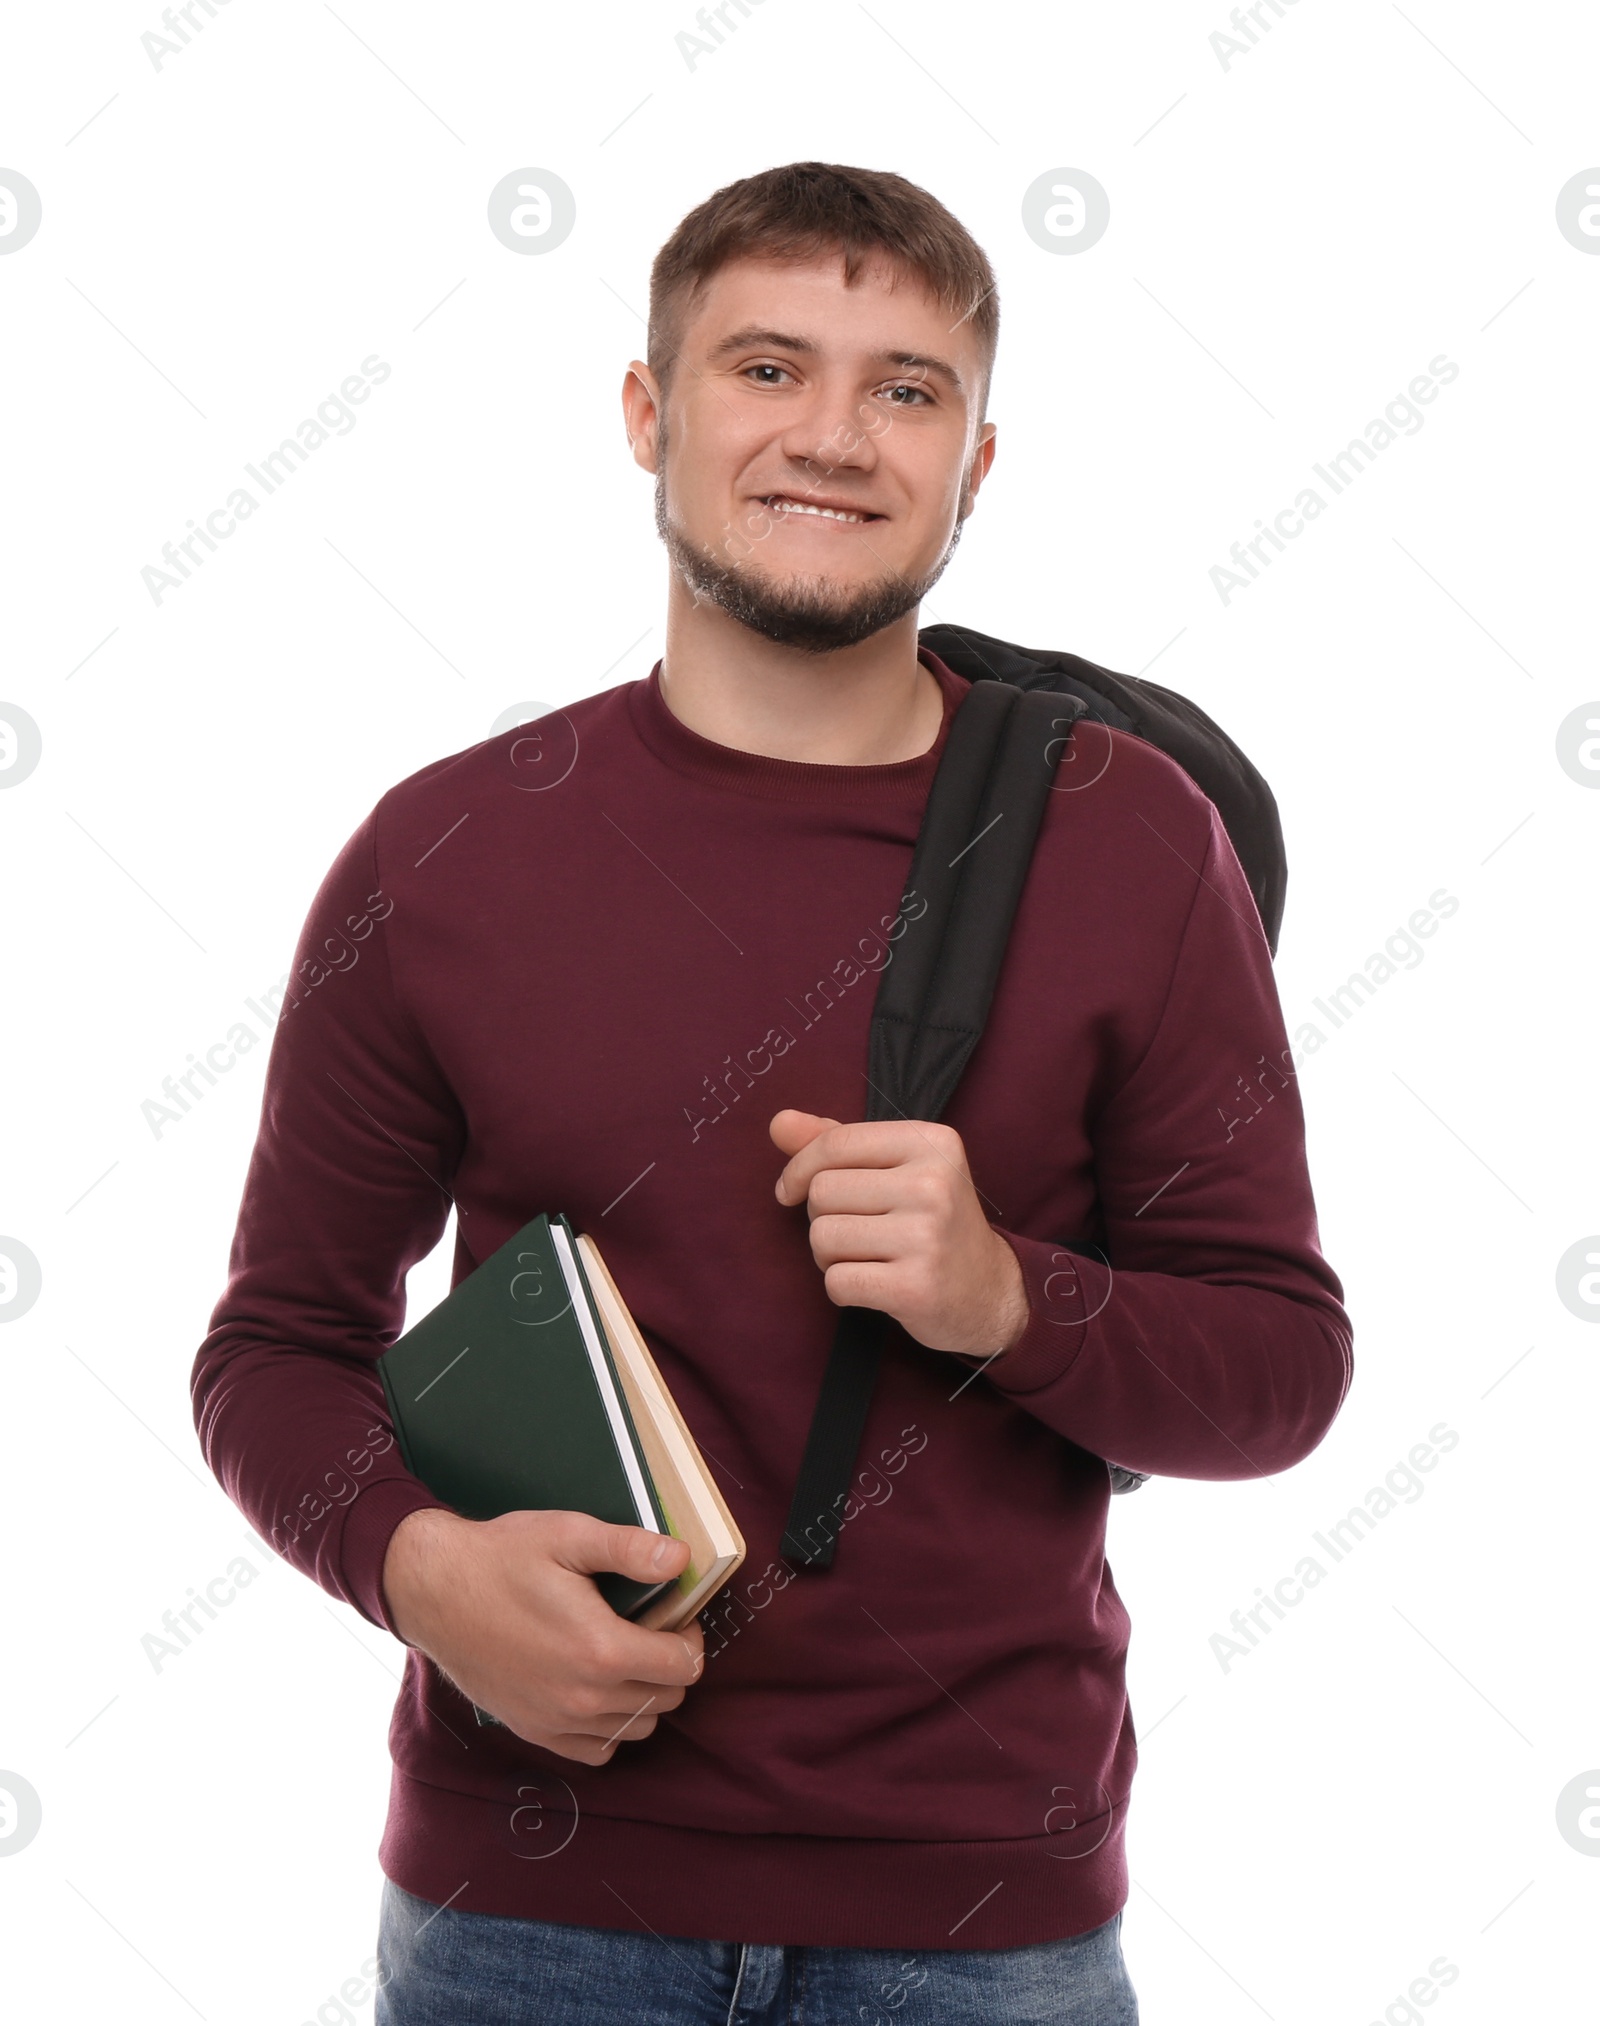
[653,435,969,656]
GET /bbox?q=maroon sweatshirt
[192,648,1352,1950]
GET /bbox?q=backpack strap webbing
[779,681,1085,1569]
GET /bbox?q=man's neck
[655,582,945,767]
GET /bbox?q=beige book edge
[576,1232,746,1633]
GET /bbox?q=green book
[377,1211,673,1727]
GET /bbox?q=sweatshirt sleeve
[978,799,1353,1481]
[190,803,465,1635]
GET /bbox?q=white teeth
[766,497,866,523]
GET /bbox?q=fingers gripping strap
[780,682,1083,1570]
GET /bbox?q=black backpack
[777,624,1287,1566]
[920,625,1287,951]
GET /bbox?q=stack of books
[377,1212,745,1726]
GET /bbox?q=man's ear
[960,422,998,519]
[622,361,663,476]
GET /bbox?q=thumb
[563,1517,690,1582]
[768,1107,840,1156]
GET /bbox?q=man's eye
[882,382,932,405]
[745,363,791,385]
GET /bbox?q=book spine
[557,1215,670,1537]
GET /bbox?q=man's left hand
[770,1109,1030,1358]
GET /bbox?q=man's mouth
[759,494,884,525]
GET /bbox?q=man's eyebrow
[878,349,964,392]
[704,327,965,393]
[705,325,819,361]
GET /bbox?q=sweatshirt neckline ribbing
[627,648,970,804]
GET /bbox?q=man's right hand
[380,1506,704,1763]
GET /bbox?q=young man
[193,162,1352,2022]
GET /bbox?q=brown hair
[647,161,999,413]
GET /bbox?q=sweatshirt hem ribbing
[378,1767,1129,1950]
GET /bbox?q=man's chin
[695,570,921,655]
[661,523,951,656]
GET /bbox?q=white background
[2,1,1597,2019]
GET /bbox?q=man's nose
[778,383,880,483]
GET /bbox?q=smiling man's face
[629,252,995,654]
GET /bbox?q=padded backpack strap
[779,682,1085,1568]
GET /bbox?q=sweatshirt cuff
[970,1229,1110,1399]
[338,1475,454,1640]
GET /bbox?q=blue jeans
[375,1879,1139,2024]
